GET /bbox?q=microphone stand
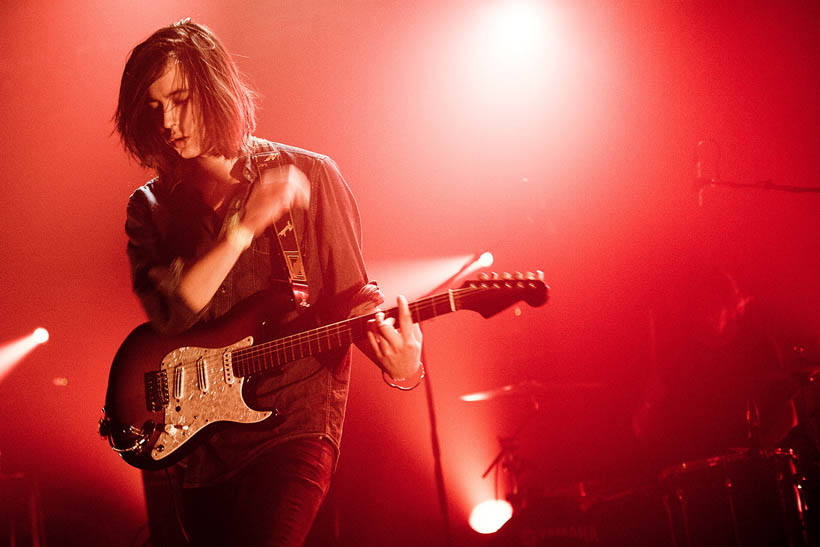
[421,252,488,547]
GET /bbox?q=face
[147,61,203,159]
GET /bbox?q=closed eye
[146,93,188,112]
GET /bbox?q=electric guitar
[100,272,549,470]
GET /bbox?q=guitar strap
[253,148,310,308]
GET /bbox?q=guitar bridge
[144,370,169,412]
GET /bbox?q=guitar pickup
[144,370,169,412]
[223,350,235,385]
[196,357,209,393]
[173,365,184,400]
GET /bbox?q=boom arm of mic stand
[695,177,820,194]
[428,251,487,297]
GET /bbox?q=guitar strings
[161,289,467,377]
[232,291,458,373]
[162,285,505,378]
[161,284,528,378]
[232,285,504,372]
[153,291,466,394]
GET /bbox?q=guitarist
[113,19,423,546]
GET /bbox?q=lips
[170,136,188,148]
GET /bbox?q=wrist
[225,213,253,252]
[382,362,425,391]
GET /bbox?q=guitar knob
[164,424,178,435]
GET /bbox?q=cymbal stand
[482,394,540,508]
[746,397,761,454]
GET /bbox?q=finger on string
[367,311,385,332]
[377,327,399,354]
[367,330,384,358]
[396,295,415,342]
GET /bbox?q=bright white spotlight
[477,0,558,69]
[1,328,49,383]
[487,2,544,54]
[33,327,49,344]
[469,498,513,534]
[477,252,494,268]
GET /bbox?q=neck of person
[192,154,241,212]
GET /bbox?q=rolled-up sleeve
[125,186,203,334]
[311,155,373,320]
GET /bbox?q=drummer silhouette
[632,268,798,464]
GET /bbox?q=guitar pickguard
[150,336,272,462]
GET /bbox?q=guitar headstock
[456,271,549,318]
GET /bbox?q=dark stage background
[1,2,818,545]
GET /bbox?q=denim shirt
[125,138,378,487]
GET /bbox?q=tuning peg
[490,272,499,280]
[479,272,489,280]
[502,272,513,280]
[514,271,524,280]
[536,270,544,281]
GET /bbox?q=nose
[162,103,178,130]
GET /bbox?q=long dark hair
[115,19,256,175]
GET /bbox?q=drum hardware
[745,397,761,452]
[478,391,541,508]
[659,448,811,547]
[462,380,605,512]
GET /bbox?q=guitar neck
[230,291,457,378]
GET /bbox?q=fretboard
[230,290,459,377]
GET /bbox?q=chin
[177,146,202,160]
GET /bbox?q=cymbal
[460,379,604,402]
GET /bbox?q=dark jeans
[176,437,335,547]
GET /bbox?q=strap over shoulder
[250,140,309,306]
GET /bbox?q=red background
[1,2,818,545]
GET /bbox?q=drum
[659,449,809,547]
